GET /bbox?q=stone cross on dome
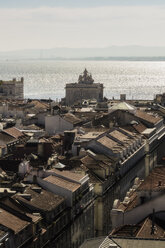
[84,68,88,76]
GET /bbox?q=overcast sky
[0,0,165,51]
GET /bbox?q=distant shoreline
[52,57,165,61]
[2,57,165,62]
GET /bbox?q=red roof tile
[135,110,162,124]
[0,208,29,233]
[3,127,24,139]
[44,175,80,192]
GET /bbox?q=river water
[0,60,165,100]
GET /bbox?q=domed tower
[65,69,104,106]
[78,69,94,84]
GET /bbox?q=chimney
[158,181,162,186]
[32,187,42,194]
[33,175,37,184]
[109,121,114,128]
[18,193,32,201]
[38,143,44,157]
[3,189,8,196]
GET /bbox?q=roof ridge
[136,218,149,237]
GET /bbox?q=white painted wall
[45,115,73,135]
[19,160,30,175]
[37,112,47,126]
[37,177,73,207]
[111,193,165,228]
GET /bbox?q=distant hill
[1,46,165,60]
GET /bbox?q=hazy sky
[0,0,165,51]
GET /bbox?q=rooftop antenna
[149,174,153,199]
[151,208,155,235]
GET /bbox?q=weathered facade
[111,167,165,231]
[0,78,24,99]
[81,127,146,235]
[65,69,103,106]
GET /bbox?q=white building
[45,113,81,135]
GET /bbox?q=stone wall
[65,83,103,106]
[0,77,24,99]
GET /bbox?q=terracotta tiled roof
[110,218,165,239]
[112,238,165,248]
[81,155,97,165]
[0,208,29,233]
[26,213,41,223]
[44,175,80,192]
[118,191,138,212]
[118,167,165,212]
[14,186,64,212]
[23,124,42,130]
[81,155,112,170]
[109,130,134,145]
[49,168,85,182]
[79,132,104,140]
[3,127,24,139]
[137,167,165,191]
[0,133,16,145]
[87,170,104,184]
[119,127,138,137]
[97,136,119,150]
[63,113,81,125]
[31,100,49,109]
[110,224,141,237]
[136,218,165,239]
[135,110,162,124]
[133,123,147,133]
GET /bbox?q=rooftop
[93,127,143,156]
[63,113,81,125]
[135,110,162,125]
[97,136,119,151]
[44,175,80,192]
[14,186,64,212]
[31,100,49,110]
[0,208,29,234]
[3,127,24,139]
[22,124,42,131]
[48,168,86,183]
[107,238,165,248]
[78,131,104,140]
[116,167,165,212]
[109,129,133,145]
[87,170,104,184]
[81,153,112,170]
[133,122,147,133]
[117,189,138,212]
[110,102,136,111]
[0,132,16,145]
[0,78,23,84]
[110,217,165,239]
[137,167,165,191]
[80,236,106,248]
